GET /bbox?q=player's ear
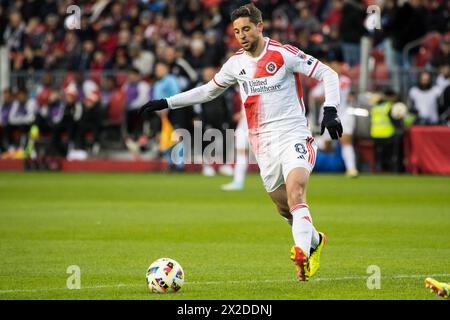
[256,21,263,33]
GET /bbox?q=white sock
[342,144,357,172]
[233,151,247,185]
[290,204,319,257]
[310,228,320,250]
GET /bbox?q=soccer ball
[390,102,408,120]
[146,258,184,293]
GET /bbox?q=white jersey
[167,37,339,152]
[212,38,339,136]
[167,38,340,191]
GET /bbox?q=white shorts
[250,131,318,193]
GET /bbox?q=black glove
[320,106,343,140]
[138,99,168,117]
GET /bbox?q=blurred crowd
[0,0,449,170]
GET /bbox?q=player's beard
[244,38,259,53]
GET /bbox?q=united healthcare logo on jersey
[243,78,283,96]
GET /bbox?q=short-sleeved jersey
[212,38,322,136]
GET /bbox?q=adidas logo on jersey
[239,69,246,75]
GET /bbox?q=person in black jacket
[389,0,427,67]
[339,0,367,66]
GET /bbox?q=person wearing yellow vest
[370,90,402,172]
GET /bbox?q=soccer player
[139,4,342,281]
[425,278,450,300]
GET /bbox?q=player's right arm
[139,59,237,116]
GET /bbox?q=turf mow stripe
[1,273,449,294]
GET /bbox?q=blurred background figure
[311,59,359,178]
[221,103,249,191]
[152,61,183,171]
[408,71,441,125]
[196,66,233,177]
[370,90,404,173]
[123,68,151,142]
[0,89,15,152]
[339,0,366,66]
[8,88,37,151]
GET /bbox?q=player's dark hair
[230,3,262,25]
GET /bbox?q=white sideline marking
[1,273,449,294]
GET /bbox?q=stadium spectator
[431,37,450,69]
[106,46,131,71]
[293,5,321,34]
[128,42,155,77]
[152,60,183,170]
[163,45,198,91]
[0,89,14,151]
[318,25,343,62]
[425,0,449,33]
[339,0,366,66]
[436,63,450,93]
[101,76,127,136]
[370,90,403,173]
[438,79,450,125]
[389,0,427,67]
[34,72,57,137]
[76,40,96,72]
[123,68,151,139]
[46,83,81,157]
[75,89,102,155]
[186,35,207,72]
[197,66,233,177]
[2,10,25,53]
[8,88,37,149]
[408,71,442,125]
[203,30,225,68]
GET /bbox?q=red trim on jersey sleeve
[212,76,226,88]
[284,44,300,55]
[269,40,301,56]
[269,39,282,46]
[308,60,320,78]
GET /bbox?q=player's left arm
[286,49,343,139]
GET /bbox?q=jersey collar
[244,37,270,60]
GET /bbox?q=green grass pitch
[0,172,449,300]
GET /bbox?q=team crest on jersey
[265,61,277,74]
